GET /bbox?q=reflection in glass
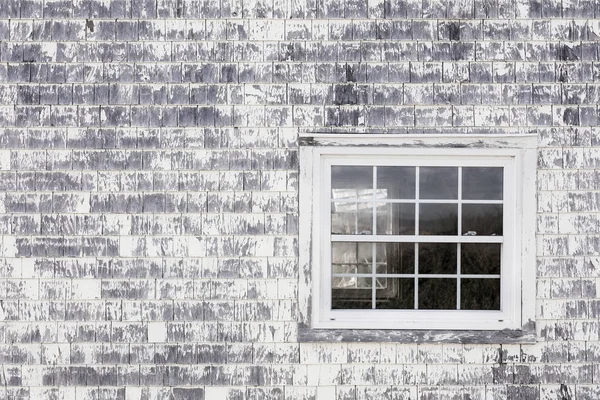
[461,243,501,274]
[420,167,458,199]
[332,264,356,274]
[419,203,458,235]
[378,167,416,199]
[463,167,503,200]
[331,202,373,234]
[376,279,414,309]
[461,279,500,310]
[375,242,415,274]
[419,279,456,309]
[332,276,372,289]
[331,166,373,200]
[332,276,356,288]
[332,242,372,273]
[462,204,503,236]
[332,242,356,264]
[419,243,457,274]
[376,203,415,235]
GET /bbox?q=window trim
[298,134,537,343]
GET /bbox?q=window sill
[297,324,536,344]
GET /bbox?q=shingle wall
[0,0,598,398]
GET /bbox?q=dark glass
[418,243,457,274]
[418,279,457,309]
[332,242,372,273]
[461,243,501,275]
[376,279,414,309]
[460,279,501,310]
[376,203,415,235]
[331,202,373,234]
[462,204,503,236]
[331,166,373,199]
[375,242,415,274]
[419,203,458,235]
[420,167,458,199]
[463,167,503,200]
[332,281,373,309]
[377,167,416,199]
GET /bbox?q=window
[299,134,536,338]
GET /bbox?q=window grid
[330,165,504,311]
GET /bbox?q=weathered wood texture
[0,0,597,397]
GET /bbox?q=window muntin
[316,151,520,331]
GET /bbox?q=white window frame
[299,134,537,334]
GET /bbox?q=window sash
[316,152,518,330]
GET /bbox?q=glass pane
[375,242,415,274]
[463,167,503,200]
[332,280,373,310]
[418,278,457,309]
[332,276,356,288]
[332,264,357,274]
[420,167,458,199]
[332,242,372,273]
[332,242,356,264]
[376,203,415,235]
[377,167,416,199]
[461,243,501,275]
[419,203,458,235]
[331,166,373,200]
[376,278,414,309]
[461,279,500,310]
[332,276,372,289]
[332,202,373,234]
[419,243,457,274]
[462,204,503,236]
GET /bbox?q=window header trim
[299,133,538,149]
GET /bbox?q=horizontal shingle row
[8,82,600,106]
[4,19,600,42]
